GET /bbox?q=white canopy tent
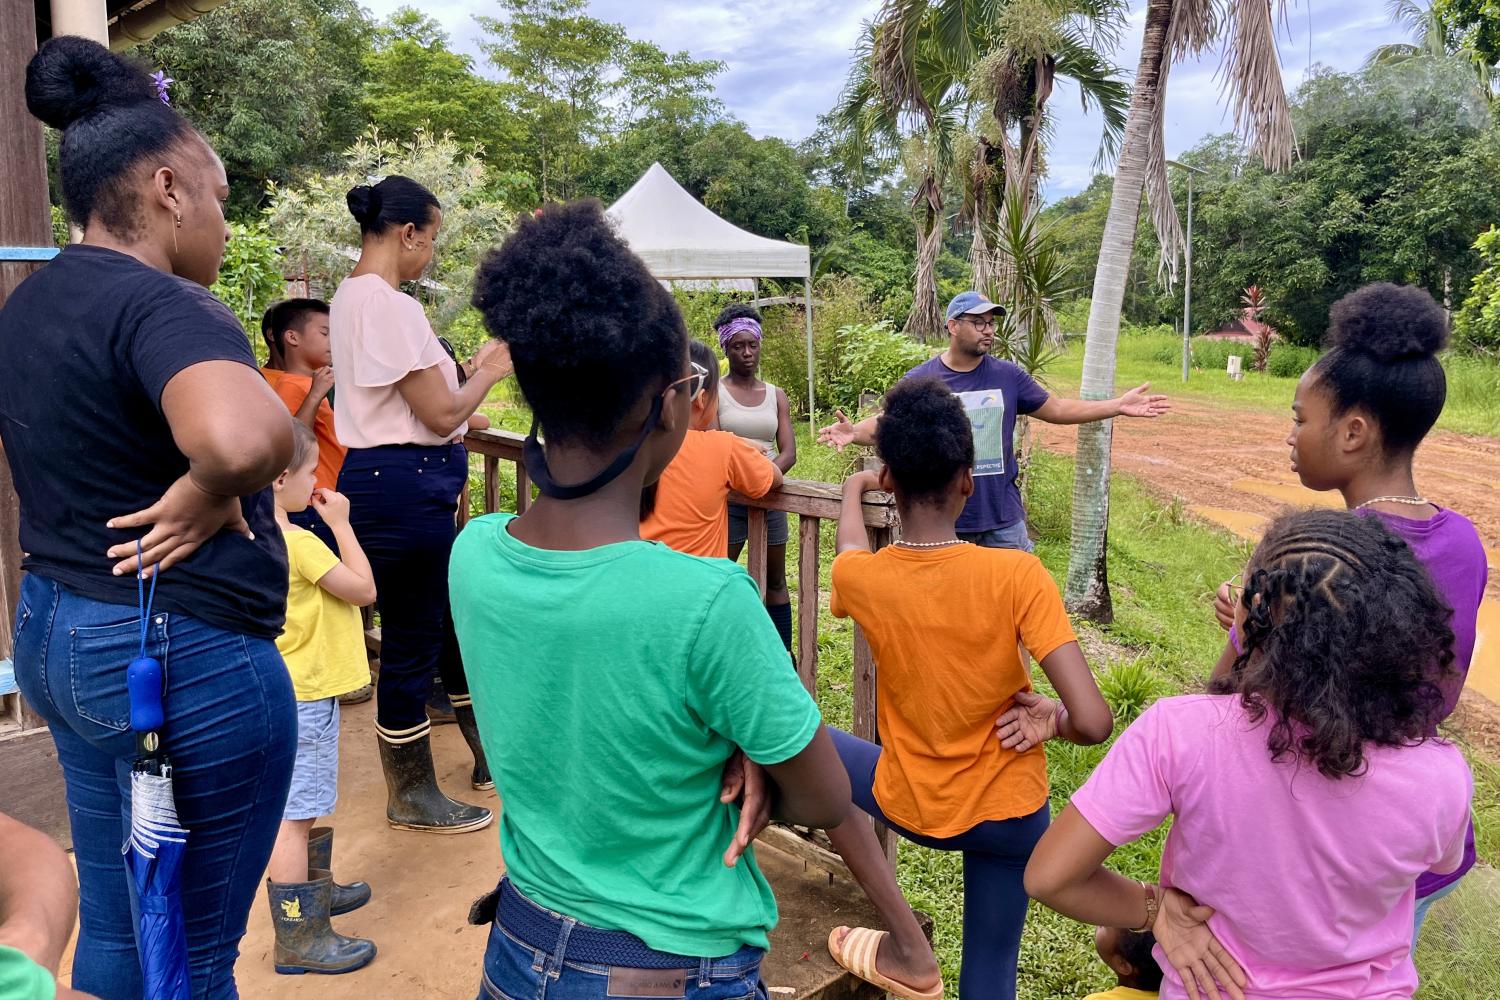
[606,163,816,433]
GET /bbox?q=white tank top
[718,381,780,457]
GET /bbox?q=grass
[1044,333,1500,439]
[467,392,1500,998]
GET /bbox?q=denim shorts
[958,519,1034,553]
[285,698,340,820]
[727,504,789,548]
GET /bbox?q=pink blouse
[329,273,464,449]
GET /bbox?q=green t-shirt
[0,945,55,1000]
[450,514,823,957]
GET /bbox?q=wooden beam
[796,515,820,695]
[0,729,68,844]
[746,507,767,598]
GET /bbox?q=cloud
[360,0,1403,198]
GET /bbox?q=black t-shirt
[0,245,286,638]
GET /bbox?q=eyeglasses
[1226,573,1244,603]
[666,361,710,401]
[963,316,997,332]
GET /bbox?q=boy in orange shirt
[826,377,1113,1000]
[261,299,344,546]
[641,340,781,558]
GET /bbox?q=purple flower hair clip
[151,70,174,105]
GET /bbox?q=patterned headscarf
[717,316,762,352]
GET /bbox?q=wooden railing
[460,427,903,865]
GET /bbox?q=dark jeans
[478,879,768,1000]
[338,443,470,733]
[12,574,296,999]
[830,727,1049,1000]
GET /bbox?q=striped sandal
[827,927,944,1000]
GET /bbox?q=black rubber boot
[451,704,494,791]
[426,676,456,725]
[267,869,376,975]
[306,827,372,916]
[377,733,492,834]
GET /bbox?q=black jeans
[338,443,470,734]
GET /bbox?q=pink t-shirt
[1072,695,1472,1000]
[329,273,464,448]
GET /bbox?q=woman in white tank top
[716,305,797,658]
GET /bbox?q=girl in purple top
[1213,283,1487,934]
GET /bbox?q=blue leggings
[830,727,1049,1000]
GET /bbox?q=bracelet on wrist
[1131,881,1159,933]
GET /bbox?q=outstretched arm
[818,410,879,451]
[1033,383,1170,425]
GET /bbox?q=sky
[363,0,1405,201]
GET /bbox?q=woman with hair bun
[329,174,510,834]
[1211,282,1487,936]
[0,36,296,997]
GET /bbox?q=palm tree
[1366,0,1498,100]
[1064,0,1295,621]
[869,0,1129,299]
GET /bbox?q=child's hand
[1212,580,1235,632]
[311,366,335,401]
[996,690,1060,752]
[312,488,351,526]
[719,750,771,868]
[1154,888,1247,1000]
[842,469,882,496]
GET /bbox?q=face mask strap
[523,394,666,501]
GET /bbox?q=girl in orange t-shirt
[827,377,1113,1000]
[641,341,782,558]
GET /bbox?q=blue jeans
[11,574,296,999]
[958,520,1034,553]
[1413,875,1463,938]
[339,443,469,733]
[830,727,1049,1000]
[478,880,768,1000]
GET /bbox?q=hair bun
[1325,282,1449,362]
[25,35,156,131]
[346,184,382,225]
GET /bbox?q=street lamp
[1167,159,1206,382]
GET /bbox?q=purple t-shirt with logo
[1368,508,1488,898]
[902,355,1049,533]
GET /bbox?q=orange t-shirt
[642,430,777,558]
[830,544,1077,837]
[262,367,346,491]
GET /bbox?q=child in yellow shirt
[1083,927,1162,1000]
[264,422,379,976]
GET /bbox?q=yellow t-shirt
[277,527,368,701]
[830,544,1077,837]
[1082,988,1158,1000]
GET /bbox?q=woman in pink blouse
[330,175,511,834]
[1024,509,1472,1000]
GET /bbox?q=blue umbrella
[124,548,192,1000]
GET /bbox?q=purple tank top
[1369,507,1489,898]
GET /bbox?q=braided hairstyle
[1311,283,1448,458]
[875,377,975,503]
[1210,508,1454,778]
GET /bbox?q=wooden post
[746,507,768,598]
[483,454,499,515]
[0,0,70,842]
[795,515,819,695]
[514,460,531,515]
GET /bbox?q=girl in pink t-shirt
[1025,509,1472,1000]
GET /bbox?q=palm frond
[1364,41,1422,67]
[1166,0,1216,59]
[1054,33,1128,166]
[872,0,941,121]
[1143,55,1184,285]
[1219,0,1296,170]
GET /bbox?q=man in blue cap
[819,290,1170,551]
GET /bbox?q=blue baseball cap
[945,290,1006,322]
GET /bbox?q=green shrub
[761,276,884,416]
[1096,659,1169,724]
[1053,297,1091,337]
[211,221,284,356]
[1454,226,1500,352]
[1190,338,1248,372]
[1266,343,1321,378]
[829,321,930,413]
